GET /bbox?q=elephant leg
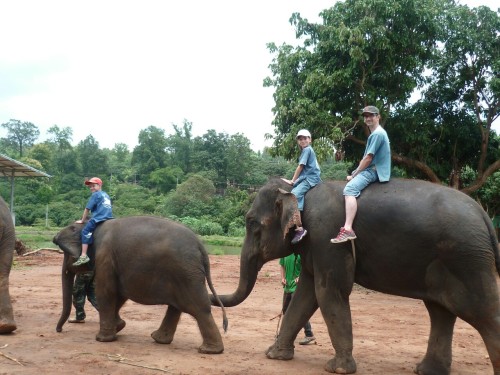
[415,300,456,375]
[459,297,500,375]
[317,249,357,374]
[265,270,318,361]
[194,311,224,354]
[321,297,356,374]
[115,297,126,333]
[96,276,123,342]
[151,305,181,344]
[0,277,15,334]
[182,287,224,354]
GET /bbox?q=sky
[0,0,498,153]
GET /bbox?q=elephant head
[213,178,298,307]
[53,223,94,332]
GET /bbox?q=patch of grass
[15,226,60,250]
[209,248,225,256]
[201,235,243,247]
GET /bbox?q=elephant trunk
[56,253,75,332]
[210,250,260,307]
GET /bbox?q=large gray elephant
[54,216,228,354]
[0,197,16,334]
[211,177,500,374]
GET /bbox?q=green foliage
[161,175,216,217]
[321,159,353,181]
[264,0,500,194]
[111,183,162,215]
[179,216,224,236]
[131,126,169,184]
[76,135,109,177]
[1,119,40,157]
[47,201,82,226]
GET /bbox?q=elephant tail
[484,212,500,276]
[201,248,228,332]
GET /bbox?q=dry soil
[0,251,493,374]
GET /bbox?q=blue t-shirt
[364,126,391,182]
[297,146,321,186]
[86,190,113,223]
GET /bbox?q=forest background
[0,0,499,238]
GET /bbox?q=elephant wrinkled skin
[54,216,228,354]
[211,178,500,375]
[0,197,16,334]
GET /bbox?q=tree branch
[391,153,441,183]
[461,159,500,195]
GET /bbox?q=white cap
[296,129,311,138]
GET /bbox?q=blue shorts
[291,180,311,211]
[81,219,98,245]
[343,168,379,197]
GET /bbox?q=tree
[47,125,73,151]
[419,4,500,192]
[131,126,168,184]
[167,120,194,175]
[264,0,499,193]
[1,119,40,157]
[76,135,109,177]
[226,133,253,184]
[192,130,229,184]
[265,0,445,161]
[162,175,216,218]
[106,143,133,183]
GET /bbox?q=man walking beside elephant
[68,270,98,323]
[331,105,391,243]
[279,254,315,345]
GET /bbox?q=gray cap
[362,106,379,115]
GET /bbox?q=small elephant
[0,197,16,334]
[212,177,500,374]
[54,216,228,354]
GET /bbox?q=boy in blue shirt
[331,106,391,243]
[73,177,113,266]
[282,129,322,244]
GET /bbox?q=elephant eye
[246,217,261,234]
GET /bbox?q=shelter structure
[0,153,51,224]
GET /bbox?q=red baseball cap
[85,177,102,186]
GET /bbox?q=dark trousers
[72,271,98,320]
[282,291,313,337]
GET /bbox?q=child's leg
[291,181,311,235]
[73,221,96,266]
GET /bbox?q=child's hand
[281,178,293,185]
[75,219,83,224]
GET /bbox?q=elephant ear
[276,188,300,239]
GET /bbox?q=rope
[350,239,356,266]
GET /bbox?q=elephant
[0,197,16,334]
[53,216,228,354]
[211,177,500,374]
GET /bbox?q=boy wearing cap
[73,177,113,266]
[330,106,391,243]
[282,129,322,244]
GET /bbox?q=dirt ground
[1,251,494,375]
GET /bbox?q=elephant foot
[151,329,173,344]
[414,358,450,375]
[324,355,357,374]
[96,330,117,342]
[265,341,294,360]
[198,342,224,354]
[0,322,17,334]
[116,319,126,333]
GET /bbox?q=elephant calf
[53,216,228,354]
